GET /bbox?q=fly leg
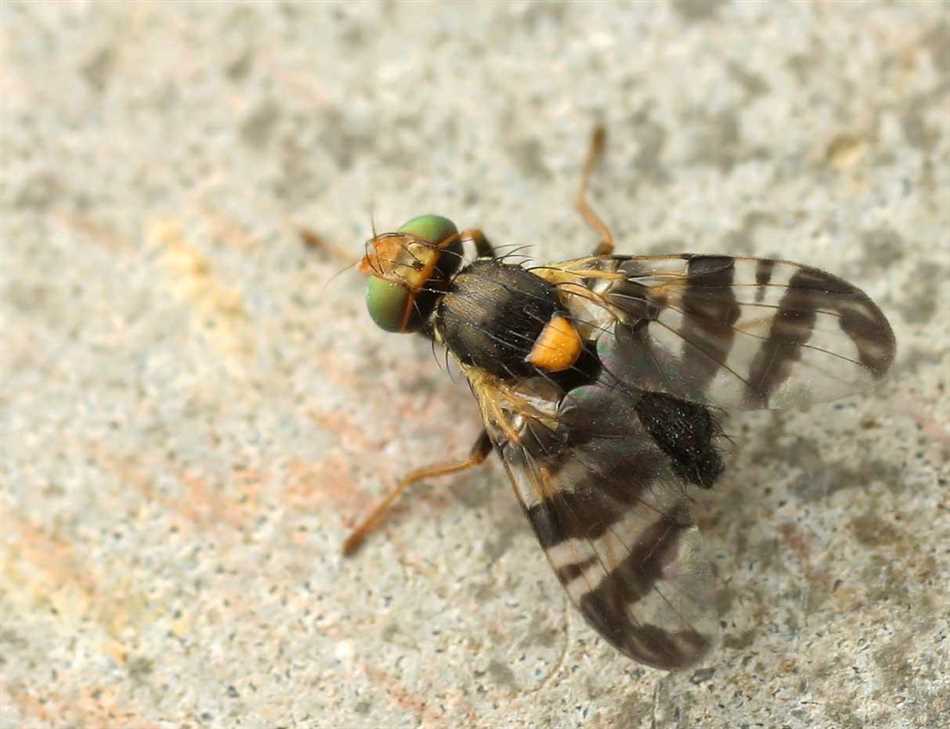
[299,228,355,264]
[458,228,496,259]
[576,125,615,256]
[342,430,493,556]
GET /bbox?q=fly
[340,127,896,670]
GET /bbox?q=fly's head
[359,214,462,333]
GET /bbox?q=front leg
[459,228,496,259]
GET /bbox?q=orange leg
[342,431,493,556]
[299,227,356,264]
[576,125,615,256]
[458,228,496,259]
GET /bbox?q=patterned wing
[470,373,719,670]
[536,255,896,409]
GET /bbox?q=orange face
[362,215,462,333]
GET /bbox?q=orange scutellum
[526,314,583,372]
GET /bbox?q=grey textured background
[1,2,948,728]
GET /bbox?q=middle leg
[342,430,493,556]
[576,125,616,256]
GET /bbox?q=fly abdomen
[438,260,565,379]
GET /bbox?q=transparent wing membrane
[539,255,896,410]
[477,376,719,670]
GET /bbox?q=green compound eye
[398,214,457,243]
[364,215,461,333]
[366,275,412,332]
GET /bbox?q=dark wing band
[539,255,896,410]
[474,375,719,670]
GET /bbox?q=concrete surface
[1,2,948,728]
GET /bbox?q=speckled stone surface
[1,2,947,728]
